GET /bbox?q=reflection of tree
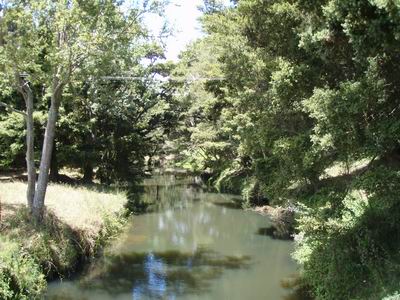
[76,176,255,299]
[79,248,251,298]
[281,274,314,300]
[133,253,166,299]
[129,176,207,214]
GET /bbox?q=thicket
[0,0,175,186]
[170,0,400,298]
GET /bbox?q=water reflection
[77,248,251,299]
[47,175,301,300]
[257,227,278,238]
[132,253,166,299]
[127,179,205,214]
[126,175,241,215]
[281,275,314,300]
[212,201,242,209]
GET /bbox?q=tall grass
[0,181,128,299]
[0,181,127,234]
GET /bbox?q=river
[46,175,302,300]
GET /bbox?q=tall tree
[0,0,165,221]
[173,0,400,298]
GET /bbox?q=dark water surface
[46,176,302,300]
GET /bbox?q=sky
[143,0,229,61]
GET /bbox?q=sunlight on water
[46,176,306,300]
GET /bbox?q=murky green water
[46,176,302,300]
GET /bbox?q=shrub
[0,238,46,299]
[294,168,400,299]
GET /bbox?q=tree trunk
[15,75,36,211]
[82,131,94,183]
[82,162,94,183]
[50,139,59,182]
[24,86,36,210]
[32,83,63,221]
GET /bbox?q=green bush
[294,168,400,299]
[0,238,46,299]
[96,212,128,248]
[3,208,79,277]
[0,113,25,168]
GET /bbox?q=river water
[46,175,302,300]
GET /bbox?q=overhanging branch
[0,101,27,116]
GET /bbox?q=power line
[100,76,226,82]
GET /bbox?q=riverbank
[252,205,295,240]
[0,181,128,299]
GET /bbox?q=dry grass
[0,181,127,236]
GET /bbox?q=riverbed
[46,175,301,300]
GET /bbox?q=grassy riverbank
[0,181,128,299]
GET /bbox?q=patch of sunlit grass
[0,181,127,236]
[321,158,371,179]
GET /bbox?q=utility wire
[100,76,226,82]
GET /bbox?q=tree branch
[0,101,27,116]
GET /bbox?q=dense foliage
[170,0,400,299]
[1,0,400,298]
[0,0,174,185]
[0,238,46,299]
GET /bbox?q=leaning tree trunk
[32,82,63,221]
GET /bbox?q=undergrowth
[0,182,128,299]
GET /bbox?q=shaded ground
[0,169,79,184]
